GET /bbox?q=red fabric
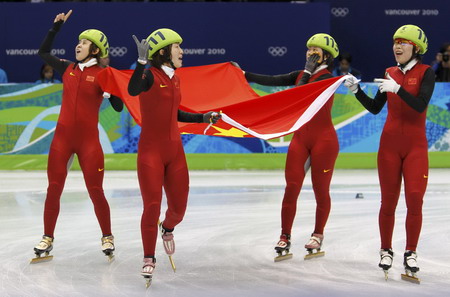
[97,63,343,138]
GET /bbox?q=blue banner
[0,2,330,83]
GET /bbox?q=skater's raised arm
[38,10,73,76]
[128,35,154,96]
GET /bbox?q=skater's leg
[77,141,112,236]
[162,142,189,229]
[43,143,73,237]
[281,134,309,235]
[377,137,402,250]
[138,147,164,257]
[309,133,339,235]
[402,143,428,251]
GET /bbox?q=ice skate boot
[141,257,156,288]
[401,250,420,284]
[159,221,176,272]
[274,234,293,262]
[30,235,54,264]
[378,248,393,280]
[101,235,115,262]
[304,233,325,260]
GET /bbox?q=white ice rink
[1,169,449,297]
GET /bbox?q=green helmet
[393,24,428,54]
[306,33,339,58]
[79,29,109,58]
[146,28,183,60]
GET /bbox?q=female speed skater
[344,24,435,283]
[31,10,123,263]
[128,29,221,287]
[234,33,340,261]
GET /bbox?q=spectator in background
[0,67,8,83]
[332,52,362,80]
[434,42,450,82]
[36,63,61,84]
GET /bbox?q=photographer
[435,42,450,82]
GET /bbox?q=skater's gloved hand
[304,54,320,75]
[344,74,360,94]
[132,35,150,65]
[230,61,245,74]
[203,111,221,124]
[374,73,400,94]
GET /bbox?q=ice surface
[0,169,449,296]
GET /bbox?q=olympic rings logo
[331,7,349,17]
[109,47,128,57]
[268,46,287,57]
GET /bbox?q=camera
[443,53,449,62]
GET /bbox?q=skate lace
[142,258,156,273]
[36,236,53,250]
[305,235,322,248]
[405,254,418,268]
[101,235,115,250]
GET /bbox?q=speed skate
[304,233,325,260]
[274,234,293,262]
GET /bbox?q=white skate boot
[304,233,325,260]
[274,234,293,262]
[379,248,393,280]
[30,235,54,264]
[101,235,115,262]
[401,250,420,284]
[159,221,176,272]
[141,257,156,288]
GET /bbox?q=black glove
[230,61,241,69]
[52,20,64,33]
[304,54,320,74]
[203,111,221,124]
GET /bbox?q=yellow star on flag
[210,126,249,137]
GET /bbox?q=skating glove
[203,111,221,124]
[132,35,150,65]
[374,73,400,94]
[230,61,241,69]
[344,74,360,94]
[304,54,320,75]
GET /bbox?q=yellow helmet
[79,29,109,58]
[146,28,183,60]
[393,24,428,54]
[306,33,339,58]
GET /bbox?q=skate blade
[169,255,176,272]
[383,270,389,281]
[304,251,325,260]
[107,254,115,263]
[274,253,293,262]
[401,273,420,284]
[30,255,53,264]
[143,275,153,288]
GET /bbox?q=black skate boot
[274,234,292,262]
[401,250,420,284]
[378,248,393,280]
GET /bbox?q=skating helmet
[306,33,339,58]
[393,24,428,54]
[146,28,183,60]
[79,29,109,58]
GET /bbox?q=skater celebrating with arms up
[235,33,340,261]
[128,29,220,287]
[344,25,435,283]
[31,10,123,264]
